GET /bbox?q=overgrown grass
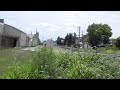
[79,46,120,55]
[0,48,33,75]
[1,47,120,79]
[99,46,120,54]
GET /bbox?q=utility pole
[36,28,37,33]
[78,26,81,40]
[78,26,81,49]
[82,30,84,48]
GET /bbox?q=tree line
[57,32,77,47]
[56,23,120,49]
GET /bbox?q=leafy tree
[57,37,64,46]
[87,23,112,47]
[64,33,68,45]
[57,37,61,45]
[67,33,73,46]
[64,32,76,47]
[115,36,120,49]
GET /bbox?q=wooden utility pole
[82,30,84,48]
[79,26,81,40]
[78,26,81,44]
[36,28,37,33]
[77,26,81,49]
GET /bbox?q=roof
[4,24,27,35]
[27,34,34,38]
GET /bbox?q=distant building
[75,35,91,48]
[27,31,39,47]
[109,38,116,46]
[53,41,57,46]
[43,39,54,48]
[0,19,40,48]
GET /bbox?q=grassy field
[79,46,120,55]
[0,48,33,75]
[99,47,120,54]
[1,47,120,79]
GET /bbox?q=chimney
[0,19,4,23]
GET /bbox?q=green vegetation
[1,47,120,79]
[98,46,120,54]
[87,23,112,46]
[79,46,120,55]
[0,48,33,75]
[57,32,77,46]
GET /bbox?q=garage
[1,36,18,48]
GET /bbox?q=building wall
[0,23,4,35]
[27,37,38,47]
[20,32,27,47]
[27,33,39,47]
[0,24,4,48]
[0,35,2,48]
[44,39,54,48]
[3,24,28,47]
[0,22,39,48]
[28,38,32,47]
[33,36,38,46]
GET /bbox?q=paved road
[21,46,43,51]
[21,47,36,51]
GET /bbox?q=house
[75,35,91,48]
[0,19,40,48]
[43,39,54,48]
[109,38,116,46]
[27,31,39,47]
[53,41,57,46]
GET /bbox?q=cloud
[1,11,120,40]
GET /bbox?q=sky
[0,11,120,42]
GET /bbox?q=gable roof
[27,34,34,38]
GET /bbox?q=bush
[31,47,57,78]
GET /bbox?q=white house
[43,39,54,48]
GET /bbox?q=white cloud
[0,11,120,40]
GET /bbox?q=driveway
[21,47,37,51]
[21,45,43,51]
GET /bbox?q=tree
[64,32,76,46]
[87,23,112,47]
[115,37,120,49]
[57,37,61,45]
[67,33,73,46]
[57,37,65,46]
[64,33,72,47]
[64,33,68,45]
